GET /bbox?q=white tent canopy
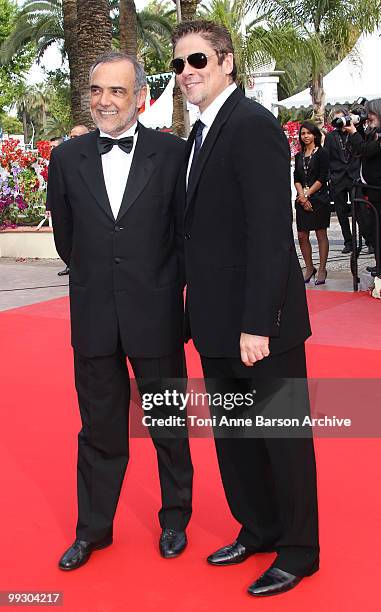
[139,75,199,129]
[139,75,175,129]
[278,33,381,109]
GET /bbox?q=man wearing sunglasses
[172,20,319,597]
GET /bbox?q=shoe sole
[247,579,302,597]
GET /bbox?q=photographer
[345,99,381,275]
[325,109,373,254]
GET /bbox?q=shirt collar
[199,83,237,129]
[99,121,138,139]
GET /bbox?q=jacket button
[115,226,124,232]
[114,257,121,264]
[184,233,191,240]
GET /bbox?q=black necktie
[97,135,134,155]
[187,120,205,188]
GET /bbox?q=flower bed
[283,120,334,157]
[0,138,51,229]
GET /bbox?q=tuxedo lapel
[116,124,156,222]
[78,129,114,221]
[185,88,243,214]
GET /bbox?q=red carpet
[0,291,380,611]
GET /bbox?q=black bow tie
[97,135,134,155]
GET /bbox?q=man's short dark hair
[329,106,348,121]
[171,19,237,82]
[299,121,322,149]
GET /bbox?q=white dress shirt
[100,122,138,219]
[186,83,237,187]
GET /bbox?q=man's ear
[137,86,147,111]
[223,53,234,77]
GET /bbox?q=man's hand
[240,333,270,367]
[343,123,357,135]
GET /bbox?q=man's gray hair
[89,51,147,93]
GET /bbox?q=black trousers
[201,343,319,576]
[333,181,352,245]
[333,179,372,246]
[365,188,381,263]
[74,346,193,542]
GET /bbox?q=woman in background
[294,121,330,285]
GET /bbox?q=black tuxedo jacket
[47,125,185,358]
[182,88,311,358]
[324,129,360,185]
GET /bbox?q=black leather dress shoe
[342,244,352,254]
[57,266,70,276]
[207,541,255,566]
[367,265,377,273]
[58,535,112,571]
[247,568,302,597]
[159,529,187,558]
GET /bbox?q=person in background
[324,109,373,254]
[294,121,330,285]
[346,98,381,277]
[50,136,64,148]
[69,125,90,138]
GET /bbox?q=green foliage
[136,1,175,75]
[42,69,72,138]
[0,113,23,134]
[201,0,320,86]
[0,0,34,112]
[256,0,381,87]
[0,0,64,64]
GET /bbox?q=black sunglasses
[171,52,217,75]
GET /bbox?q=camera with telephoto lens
[331,97,368,128]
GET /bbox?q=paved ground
[0,216,377,311]
[0,258,69,311]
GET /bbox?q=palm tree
[14,86,30,142]
[11,84,48,142]
[76,0,113,127]
[62,0,80,123]
[120,0,138,56]
[180,0,200,20]
[136,9,174,74]
[0,0,63,63]
[202,0,319,87]
[171,0,202,137]
[1,0,175,123]
[256,0,381,126]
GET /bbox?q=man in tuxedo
[48,52,193,570]
[172,21,319,596]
